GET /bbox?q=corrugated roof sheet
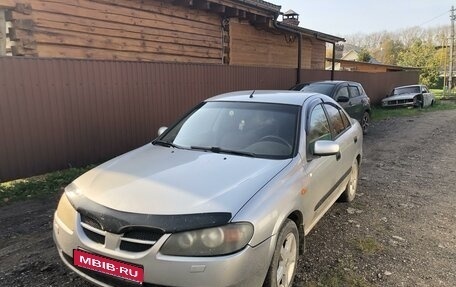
[236,0,281,12]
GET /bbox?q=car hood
[382,93,420,102]
[72,144,291,215]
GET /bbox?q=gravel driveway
[1,110,455,287]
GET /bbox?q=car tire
[361,111,370,135]
[339,159,359,202]
[263,219,299,287]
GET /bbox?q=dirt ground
[0,110,455,287]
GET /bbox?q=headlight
[160,223,254,256]
[55,193,77,231]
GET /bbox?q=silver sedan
[382,84,435,108]
[53,91,363,287]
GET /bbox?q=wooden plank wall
[5,0,223,63]
[229,20,326,69]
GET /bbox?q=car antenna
[249,90,255,98]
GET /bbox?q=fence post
[0,9,6,56]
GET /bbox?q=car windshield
[157,101,300,159]
[392,86,420,95]
[301,83,335,96]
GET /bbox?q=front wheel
[263,219,299,287]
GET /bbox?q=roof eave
[276,22,345,43]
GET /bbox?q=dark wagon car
[291,81,371,134]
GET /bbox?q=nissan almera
[53,90,363,287]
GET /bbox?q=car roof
[206,90,324,106]
[394,84,422,89]
[309,80,360,85]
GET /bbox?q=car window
[340,109,351,128]
[160,101,300,159]
[348,86,360,98]
[307,104,331,153]
[335,87,349,100]
[301,83,335,96]
[324,104,346,137]
[422,87,428,93]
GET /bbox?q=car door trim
[314,167,352,211]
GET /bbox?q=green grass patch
[0,165,93,206]
[303,261,372,287]
[430,89,443,98]
[355,237,382,254]
[372,100,456,121]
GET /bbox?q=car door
[421,86,432,107]
[301,103,338,230]
[347,84,364,122]
[334,83,356,119]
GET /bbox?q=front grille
[120,228,164,252]
[83,228,105,244]
[79,213,163,252]
[81,214,103,230]
[80,214,105,245]
[62,252,168,287]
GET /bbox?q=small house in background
[0,0,343,70]
[326,43,419,73]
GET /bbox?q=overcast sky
[272,0,454,36]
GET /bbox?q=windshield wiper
[153,140,183,149]
[190,146,256,157]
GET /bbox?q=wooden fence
[0,56,418,181]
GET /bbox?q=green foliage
[374,38,404,65]
[357,48,372,62]
[0,165,94,205]
[397,40,440,87]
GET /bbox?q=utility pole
[448,6,455,93]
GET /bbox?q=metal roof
[236,0,281,12]
[276,22,345,43]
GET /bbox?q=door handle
[354,136,358,143]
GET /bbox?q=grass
[355,237,383,255]
[372,99,456,121]
[0,165,93,206]
[302,260,372,287]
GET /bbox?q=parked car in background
[53,90,363,287]
[381,84,435,108]
[291,81,371,134]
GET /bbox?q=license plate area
[73,249,144,284]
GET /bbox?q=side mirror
[313,140,340,156]
[337,96,349,103]
[157,126,168,136]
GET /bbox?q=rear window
[301,83,335,96]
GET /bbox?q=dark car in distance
[291,81,371,134]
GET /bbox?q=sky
[272,0,455,36]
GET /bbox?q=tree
[397,40,440,87]
[372,37,404,65]
[357,48,372,62]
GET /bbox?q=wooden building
[0,0,343,69]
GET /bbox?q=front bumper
[381,99,416,108]
[53,210,274,287]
